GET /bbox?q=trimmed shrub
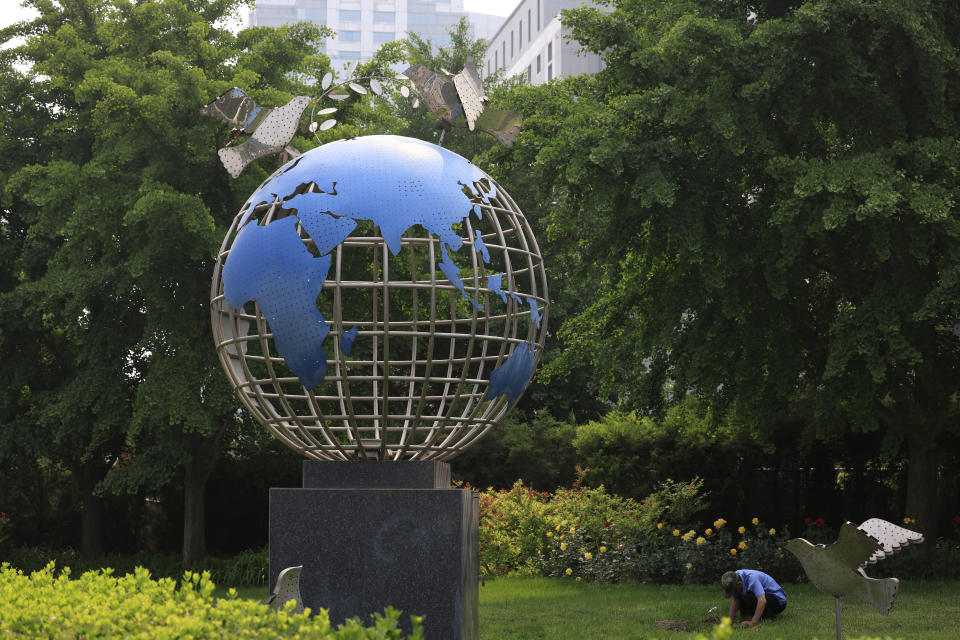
[5,546,269,586]
[0,563,422,639]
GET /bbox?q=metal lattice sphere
[211,135,548,461]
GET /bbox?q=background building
[250,0,505,72]
[482,0,603,84]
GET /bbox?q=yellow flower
[561,519,569,526]
[565,568,573,576]
[685,563,692,569]
[599,546,607,553]
[569,527,576,534]
[584,552,593,560]
[737,526,746,534]
[672,529,680,536]
[546,531,553,537]
[555,524,562,531]
[752,517,760,526]
[576,576,582,581]
[769,528,776,536]
[561,542,568,551]
[705,528,713,536]
[730,548,737,555]
[560,535,564,540]
[738,541,748,550]
[696,537,705,546]
[657,522,664,530]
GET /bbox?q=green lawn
[221,578,960,639]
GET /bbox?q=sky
[1,0,520,32]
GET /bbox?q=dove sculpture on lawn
[785,518,923,639]
[201,88,312,178]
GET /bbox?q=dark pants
[738,592,786,619]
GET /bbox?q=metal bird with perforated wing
[201,88,312,178]
[262,565,304,614]
[404,56,522,147]
[785,518,923,639]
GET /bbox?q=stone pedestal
[269,461,478,639]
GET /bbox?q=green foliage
[5,546,270,586]
[484,0,960,536]
[477,474,696,578]
[452,412,578,490]
[0,563,422,638]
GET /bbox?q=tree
[485,0,960,542]
[0,0,333,562]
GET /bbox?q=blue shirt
[737,570,787,605]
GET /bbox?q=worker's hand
[740,621,755,628]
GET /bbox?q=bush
[0,563,422,639]
[478,472,706,580]
[4,546,269,586]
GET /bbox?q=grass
[219,578,960,639]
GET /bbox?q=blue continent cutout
[222,135,538,393]
[222,216,332,388]
[484,341,535,409]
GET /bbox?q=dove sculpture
[262,565,304,614]
[785,518,923,639]
[201,88,312,178]
[404,56,522,147]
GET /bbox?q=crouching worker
[721,569,787,627]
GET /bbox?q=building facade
[482,0,603,85]
[250,0,504,72]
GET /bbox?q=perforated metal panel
[211,135,548,461]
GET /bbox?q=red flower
[804,517,812,525]
[605,521,611,527]
[953,515,960,523]
[815,518,825,528]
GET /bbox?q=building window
[547,41,552,61]
[536,54,540,73]
[511,31,514,59]
[526,65,531,82]
[340,51,362,59]
[547,64,552,81]
[408,12,437,24]
[487,60,491,76]
[339,9,361,21]
[297,8,325,22]
[495,50,498,69]
[519,20,522,48]
[340,30,361,41]
[528,9,531,39]
[373,31,394,43]
[502,41,505,68]
[373,11,394,22]
[537,0,540,30]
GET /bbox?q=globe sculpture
[210,135,548,461]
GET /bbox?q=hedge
[0,563,422,639]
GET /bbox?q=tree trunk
[182,456,208,566]
[78,467,104,558]
[181,425,227,567]
[905,433,938,553]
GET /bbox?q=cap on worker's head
[721,571,739,597]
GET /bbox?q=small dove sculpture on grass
[785,518,923,639]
